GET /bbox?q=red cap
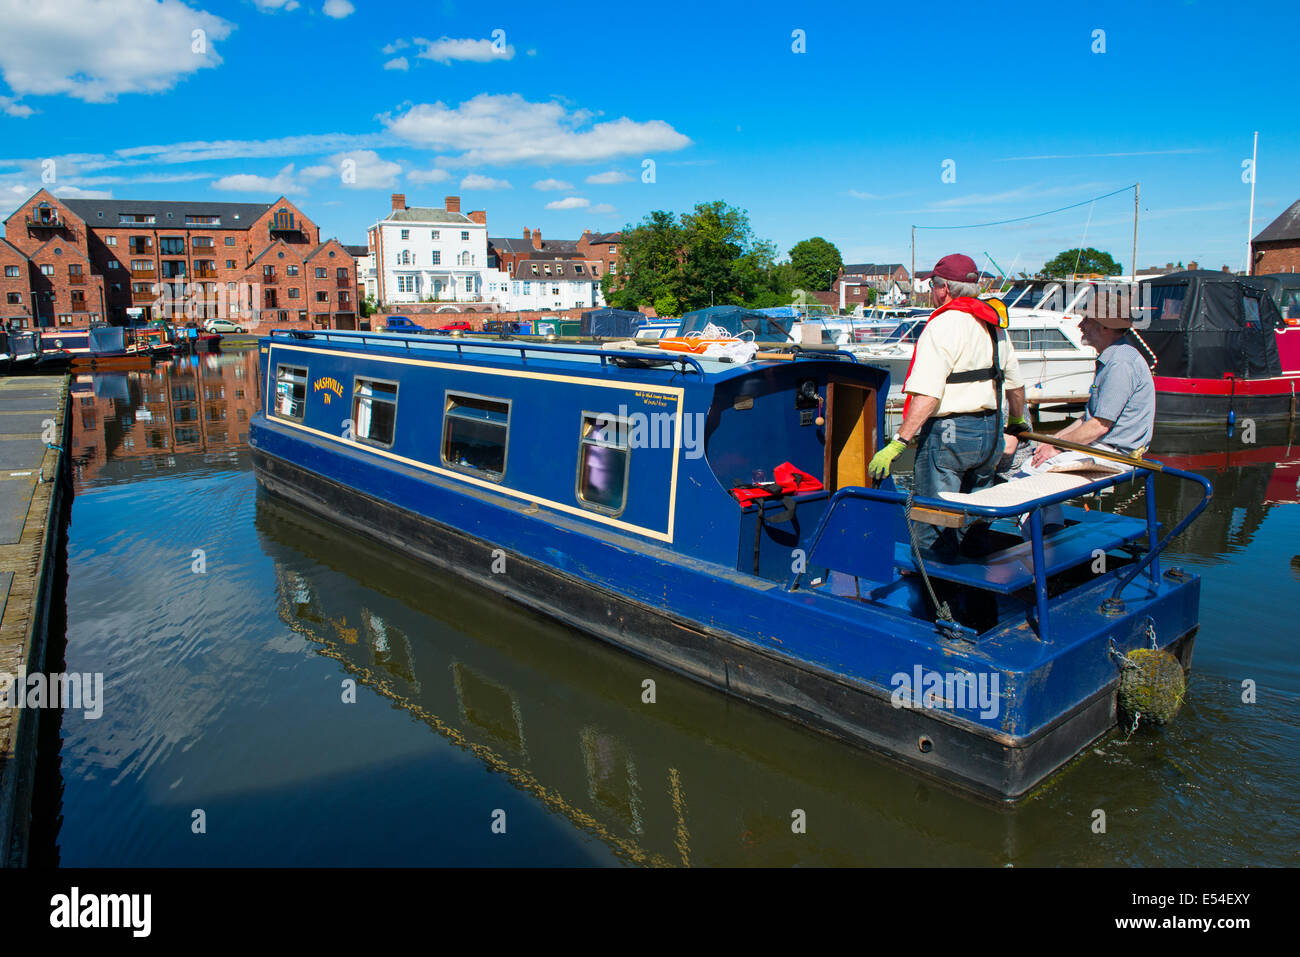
[932,254,979,283]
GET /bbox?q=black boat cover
[579,308,644,337]
[1136,271,1283,379]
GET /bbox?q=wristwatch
[892,431,911,448]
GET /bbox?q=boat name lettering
[891,667,1000,719]
[313,376,345,404]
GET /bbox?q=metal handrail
[266,327,709,376]
[791,462,1212,640]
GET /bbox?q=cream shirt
[903,309,1024,416]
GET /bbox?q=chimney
[523,228,531,243]
[445,195,461,213]
[391,193,406,211]
[1165,262,1174,271]
[468,210,486,225]
[1187,260,1198,271]
[531,228,542,250]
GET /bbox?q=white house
[368,194,490,305]
[502,258,604,311]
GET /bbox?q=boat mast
[1246,132,1258,275]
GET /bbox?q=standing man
[868,253,1028,558]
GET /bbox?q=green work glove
[868,440,907,480]
[1006,415,1030,437]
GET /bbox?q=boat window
[274,365,307,421]
[1279,288,1300,321]
[352,377,398,448]
[1141,284,1185,324]
[1029,328,1075,350]
[443,393,509,479]
[576,413,630,515]
[1008,329,1031,350]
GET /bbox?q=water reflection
[68,349,261,492]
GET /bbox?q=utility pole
[1131,182,1140,282]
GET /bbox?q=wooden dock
[0,375,70,868]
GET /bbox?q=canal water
[32,349,1300,866]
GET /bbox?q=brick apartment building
[833,263,911,307]
[1251,196,1300,275]
[487,228,622,282]
[0,189,355,330]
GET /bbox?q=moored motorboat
[250,328,1212,800]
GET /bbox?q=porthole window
[442,392,509,480]
[576,412,630,515]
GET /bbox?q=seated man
[1008,300,1155,529]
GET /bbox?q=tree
[604,201,786,313]
[1040,248,1122,278]
[789,237,843,292]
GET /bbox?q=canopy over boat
[1135,270,1284,379]
[580,307,645,338]
[678,304,794,343]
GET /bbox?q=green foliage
[604,201,793,313]
[789,237,843,292]
[360,295,378,318]
[1040,248,1122,278]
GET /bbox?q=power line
[912,184,1137,231]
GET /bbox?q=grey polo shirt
[1085,338,1155,453]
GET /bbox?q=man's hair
[933,276,981,298]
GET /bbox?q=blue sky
[0,0,1295,277]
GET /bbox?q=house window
[315,268,326,278]
[352,378,398,448]
[522,282,531,294]
[398,276,415,293]
[274,365,308,421]
[431,250,441,265]
[461,231,469,241]
[119,213,155,225]
[464,277,473,292]
[431,230,439,239]
[575,264,584,274]
[337,267,349,281]
[609,245,616,254]
[225,237,235,246]
[442,393,509,479]
[107,259,119,270]
[186,215,220,226]
[316,291,328,303]
[288,288,300,299]
[6,293,19,305]
[551,285,560,296]
[103,236,117,247]
[40,264,53,276]
[399,229,410,240]
[3,266,18,278]
[226,260,236,269]
[159,237,185,255]
[287,265,299,277]
[577,413,630,514]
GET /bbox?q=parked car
[203,318,247,334]
[435,321,472,332]
[380,315,426,333]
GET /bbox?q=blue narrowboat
[250,329,1212,800]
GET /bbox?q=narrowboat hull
[1154,373,1300,425]
[251,444,1199,801]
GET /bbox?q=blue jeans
[912,412,1000,558]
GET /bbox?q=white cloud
[211,164,304,195]
[533,178,574,191]
[545,196,589,210]
[382,39,409,54]
[0,0,235,103]
[114,132,393,166]
[408,168,451,184]
[300,150,400,189]
[415,36,515,64]
[591,203,616,214]
[0,96,33,118]
[383,57,409,71]
[847,189,879,200]
[252,0,300,11]
[460,174,512,190]
[53,186,112,198]
[382,93,691,166]
[322,0,354,17]
[585,170,630,185]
